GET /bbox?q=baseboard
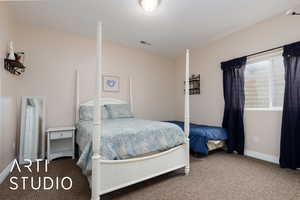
[244,150,279,164]
[0,159,14,184]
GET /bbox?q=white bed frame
[75,22,190,200]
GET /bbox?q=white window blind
[245,54,285,109]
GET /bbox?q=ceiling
[7,0,300,57]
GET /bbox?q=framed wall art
[103,75,120,92]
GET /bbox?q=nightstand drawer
[50,131,72,140]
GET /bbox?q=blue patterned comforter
[76,118,185,176]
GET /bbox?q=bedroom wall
[0,3,18,173]
[12,24,177,128]
[175,13,300,159]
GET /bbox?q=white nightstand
[46,127,76,162]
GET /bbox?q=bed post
[129,77,134,114]
[91,22,102,200]
[184,49,190,175]
[75,70,80,123]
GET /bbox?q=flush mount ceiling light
[139,0,160,12]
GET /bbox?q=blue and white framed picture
[103,75,120,92]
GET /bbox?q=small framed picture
[103,75,120,92]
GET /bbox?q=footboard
[95,144,187,195]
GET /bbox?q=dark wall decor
[4,52,26,76]
[184,74,200,95]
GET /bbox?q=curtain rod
[223,41,300,64]
[245,46,283,58]
[245,40,300,58]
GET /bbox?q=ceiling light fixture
[139,0,160,12]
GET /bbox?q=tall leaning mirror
[19,96,46,164]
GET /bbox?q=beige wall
[0,3,18,172]
[2,3,297,173]
[12,24,177,128]
[0,8,177,173]
[175,14,300,158]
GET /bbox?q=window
[244,54,285,110]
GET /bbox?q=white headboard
[75,71,133,122]
[81,98,127,106]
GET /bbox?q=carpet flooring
[0,151,299,200]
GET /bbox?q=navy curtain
[280,41,300,169]
[221,57,247,155]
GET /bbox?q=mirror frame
[19,96,46,164]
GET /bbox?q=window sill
[245,108,283,111]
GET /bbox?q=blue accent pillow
[79,105,110,121]
[106,104,134,119]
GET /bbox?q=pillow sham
[105,104,134,119]
[79,105,110,121]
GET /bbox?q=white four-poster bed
[75,22,190,200]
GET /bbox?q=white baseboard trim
[245,150,279,164]
[0,159,14,184]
